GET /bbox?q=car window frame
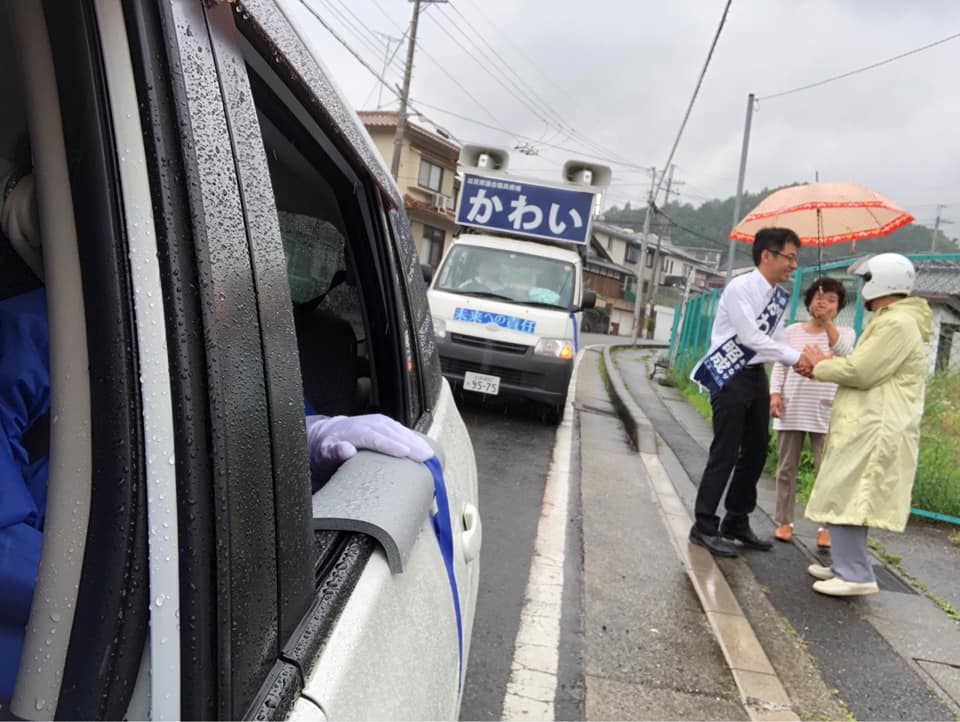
[24,1,151,717]
[130,1,288,717]
[207,2,435,712]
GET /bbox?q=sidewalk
[606,346,960,720]
[577,348,844,721]
[575,348,746,720]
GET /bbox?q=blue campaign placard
[456,172,596,245]
[453,307,537,334]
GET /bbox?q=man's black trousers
[694,364,770,535]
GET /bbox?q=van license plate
[463,371,500,395]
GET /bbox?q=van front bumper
[437,333,574,405]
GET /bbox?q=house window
[625,244,639,264]
[646,248,655,268]
[606,235,613,251]
[420,224,445,267]
[418,158,443,192]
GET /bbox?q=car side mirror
[580,290,596,310]
[421,263,434,284]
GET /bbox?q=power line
[427,7,633,166]
[421,10,566,137]
[446,0,648,167]
[759,30,960,101]
[407,99,654,170]
[654,0,732,201]
[297,0,655,175]
[294,2,459,142]
[309,0,391,65]
[440,4,584,148]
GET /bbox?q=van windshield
[434,245,575,309]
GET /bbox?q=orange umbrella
[729,182,914,245]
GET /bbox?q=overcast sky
[286,1,960,232]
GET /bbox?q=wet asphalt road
[456,394,559,721]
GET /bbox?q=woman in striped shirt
[770,278,855,547]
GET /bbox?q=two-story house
[590,220,725,336]
[357,110,459,267]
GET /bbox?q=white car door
[200,2,482,718]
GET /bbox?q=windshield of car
[434,245,575,309]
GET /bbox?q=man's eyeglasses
[770,250,799,264]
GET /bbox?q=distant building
[358,111,459,267]
[590,221,725,335]
[582,237,635,335]
[679,246,723,272]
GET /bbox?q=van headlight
[534,338,574,360]
[433,318,447,339]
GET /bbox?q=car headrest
[1,171,43,280]
[293,305,359,417]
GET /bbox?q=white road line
[500,351,583,720]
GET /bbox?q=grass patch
[670,367,713,420]
[949,529,960,547]
[763,433,819,505]
[912,371,960,519]
[598,353,610,390]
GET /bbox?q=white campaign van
[427,147,608,423]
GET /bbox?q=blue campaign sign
[456,172,596,245]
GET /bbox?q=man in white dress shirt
[689,227,813,557]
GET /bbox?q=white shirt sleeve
[725,286,801,366]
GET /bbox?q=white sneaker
[813,577,879,597]
[807,564,834,581]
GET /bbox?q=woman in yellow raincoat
[801,253,932,597]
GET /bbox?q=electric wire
[759,30,960,101]
[653,0,733,201]
[297,0,655,176]
[448,1,645,166]
[309,0,393,65]
[421,10,567,137]
[438,5,582,141]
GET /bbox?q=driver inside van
[0,160,432,703]
[457,256,505,293]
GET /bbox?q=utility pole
[632,167,657,345]
[390,0,448,179]
[931,204,950,252]
[390,0,422,179]
[726,92,755,281]
[645,163,676,315]
[374,32,402,109]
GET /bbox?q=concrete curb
[602,345,800,722]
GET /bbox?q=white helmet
[849,252,915,301]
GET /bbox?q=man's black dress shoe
[721,525,773,551]
[689,526,738,557]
